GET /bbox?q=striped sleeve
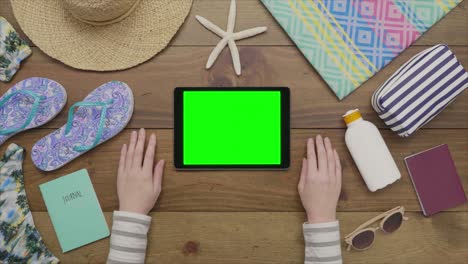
[107,211,152,264]
[303,221,342,264]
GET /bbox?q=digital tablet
[174,87,290,170]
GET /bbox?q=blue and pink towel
[261,0,462,100]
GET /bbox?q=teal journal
[39,169,109,252]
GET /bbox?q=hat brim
[11,0,193,71]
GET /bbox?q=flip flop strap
[64,99,114,152]
[0,90,44,135]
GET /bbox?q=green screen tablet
[174,87,290,169]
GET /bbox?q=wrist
[119,206,148,215]
[306,213,336,224]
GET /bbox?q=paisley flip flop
[0,77,67,146]
[31,81,134,171]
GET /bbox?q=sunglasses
[344,206,408,251]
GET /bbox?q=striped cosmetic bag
[372,44,468,137]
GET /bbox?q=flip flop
[0,77,67,146]
[31,81,134,171]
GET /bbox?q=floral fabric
[0,144,59,263]
[0,16,31,82]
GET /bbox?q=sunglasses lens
[352,230,375,250]
[382,212,403,233]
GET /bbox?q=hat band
[70,0,142,26]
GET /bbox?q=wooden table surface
[1,1,467,263]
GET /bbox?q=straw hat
[10,0,193,71]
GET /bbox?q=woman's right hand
[298,135,342,223]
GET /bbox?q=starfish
[195,0,267,76]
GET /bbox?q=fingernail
[317,134,322,140]
[325,137,330,142]
[132,131,137,136]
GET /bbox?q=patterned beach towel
[261,0,462,100]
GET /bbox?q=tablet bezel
[174,87,290,170]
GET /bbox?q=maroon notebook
[405,144,467,216]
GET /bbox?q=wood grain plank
[2,128,466,212]
[1,1,465,263]
[2,0,467,46]
[1,46,467,129]
[32,211,468,264]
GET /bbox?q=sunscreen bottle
[343,109,400,192]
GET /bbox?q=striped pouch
[372,44,468,137]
